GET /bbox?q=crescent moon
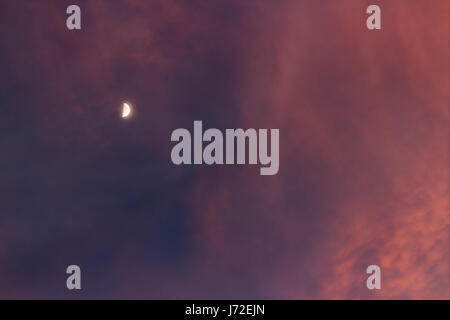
[122,103,131,118]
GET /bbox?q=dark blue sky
[0,0,448,299]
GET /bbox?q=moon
[122,103,132,118]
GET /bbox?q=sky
[0,0,448,299]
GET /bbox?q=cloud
[0,0,447,299]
